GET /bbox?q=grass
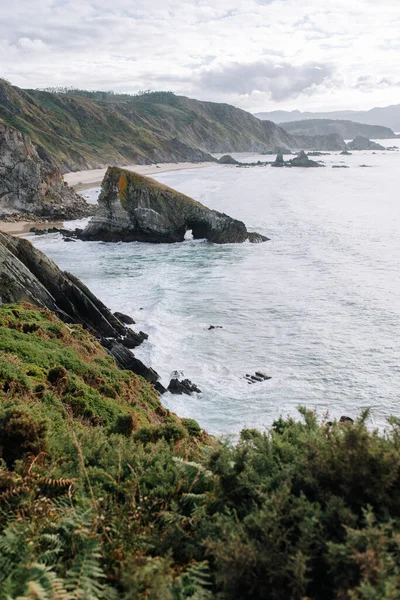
[1,303,400,599]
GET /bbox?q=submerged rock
[81,167,267,244]
[244,371,272,384]
[289,151,321,168]
[0,123,94,221]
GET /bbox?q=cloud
[1,0,400,111]
[198,60,334,100]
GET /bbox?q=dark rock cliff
[0,123,94,220]
[81,167,268,244]
[0,232,159,384]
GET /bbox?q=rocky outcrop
[168,378,202,395]
[271,152,285,167]
[347,136,385,151]
[81,167,268,244]
[218,154,240,165]
[294,133,346,151]
[0,123,94,220]
[0,232,159,384]
[289,151,321,168]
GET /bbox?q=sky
[1,0,400,113]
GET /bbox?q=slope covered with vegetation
[1,304,400,599]
[0,80,295,172]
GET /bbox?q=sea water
[29,145,400,435]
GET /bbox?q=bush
[0,408,47,467]
[182,418,202,437]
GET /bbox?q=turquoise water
[30,147,400,434]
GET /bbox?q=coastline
[0,161,216,235]
[64,161,216,191]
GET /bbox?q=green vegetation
[0,79,291,171]
[1,304,400,598]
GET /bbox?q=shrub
[0,409,47,467]
[182,418,202,437]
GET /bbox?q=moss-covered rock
[82,167,268,244]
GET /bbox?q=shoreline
[64,161,216,191]
[0,161,216,235]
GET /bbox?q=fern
[172,561,214,599]
[65,537,106,600]
[13,563,71,600]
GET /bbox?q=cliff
[0,122,94,220]
[0,231,161,385]
[81,167,268,244]
[0,80,296,172]
[278,118,396,140]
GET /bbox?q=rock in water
[81,167,268,244]
[114,311,136,325]
[271,151,285,167]
[347,136,385,151]
[218,154,240,165]
[168,378,202,395]
[289,151,321,168]
[0,123,94,221]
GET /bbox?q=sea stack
[81,167,268,244]
[289,151,321,168]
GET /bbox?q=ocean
[29,145,400,435]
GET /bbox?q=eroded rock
[81,167,267,244]
[168,378,202,395]
[347,136,385,151]
[289,151,321,168]
[0,123,94,221]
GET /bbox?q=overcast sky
[1,0,400,113]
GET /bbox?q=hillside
[1,306,400,599]
[279,118,396,140]
[0,80,295,172]
[255,105,400,132]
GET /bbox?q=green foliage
[2,306,400,598]
[181,419,202,437]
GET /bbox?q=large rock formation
[81,167,268,244]
[347,136,385,151]
[288,151,321,168]
[0,123,94,220]
[0,232,159,383]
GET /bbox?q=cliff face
[0,231,160,384]
[0,81,296,171]
[81,167,267,244]
[0,123,94,220]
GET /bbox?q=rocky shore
[0,123,94,222]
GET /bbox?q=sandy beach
[0,221,65,235]
[0,161,216,235]
[64,161,215,191]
